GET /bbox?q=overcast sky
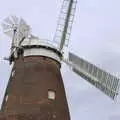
[0,0,120,120]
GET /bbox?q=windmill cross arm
[63,52,120,100]
[71,63,118,95]
[53,0,77,51]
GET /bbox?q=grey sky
[0,0,120,120]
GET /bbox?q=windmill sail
[53,0,77,50]
[66,52,120,100]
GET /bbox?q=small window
[5,95,8,102]
[48,90,56,100]
[11,70,15,77]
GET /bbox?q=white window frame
[48,90,56,100]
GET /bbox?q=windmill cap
[21,35,56,49]
[20,36,62,63]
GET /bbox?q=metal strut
[53,0,77,51]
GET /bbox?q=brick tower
[0,37,70,120]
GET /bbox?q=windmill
[0,0,120,119]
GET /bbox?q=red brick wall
[0,55,70,120]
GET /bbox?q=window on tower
[11,70,15,77]
[48,89,56,100]
[5,95,8,102]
